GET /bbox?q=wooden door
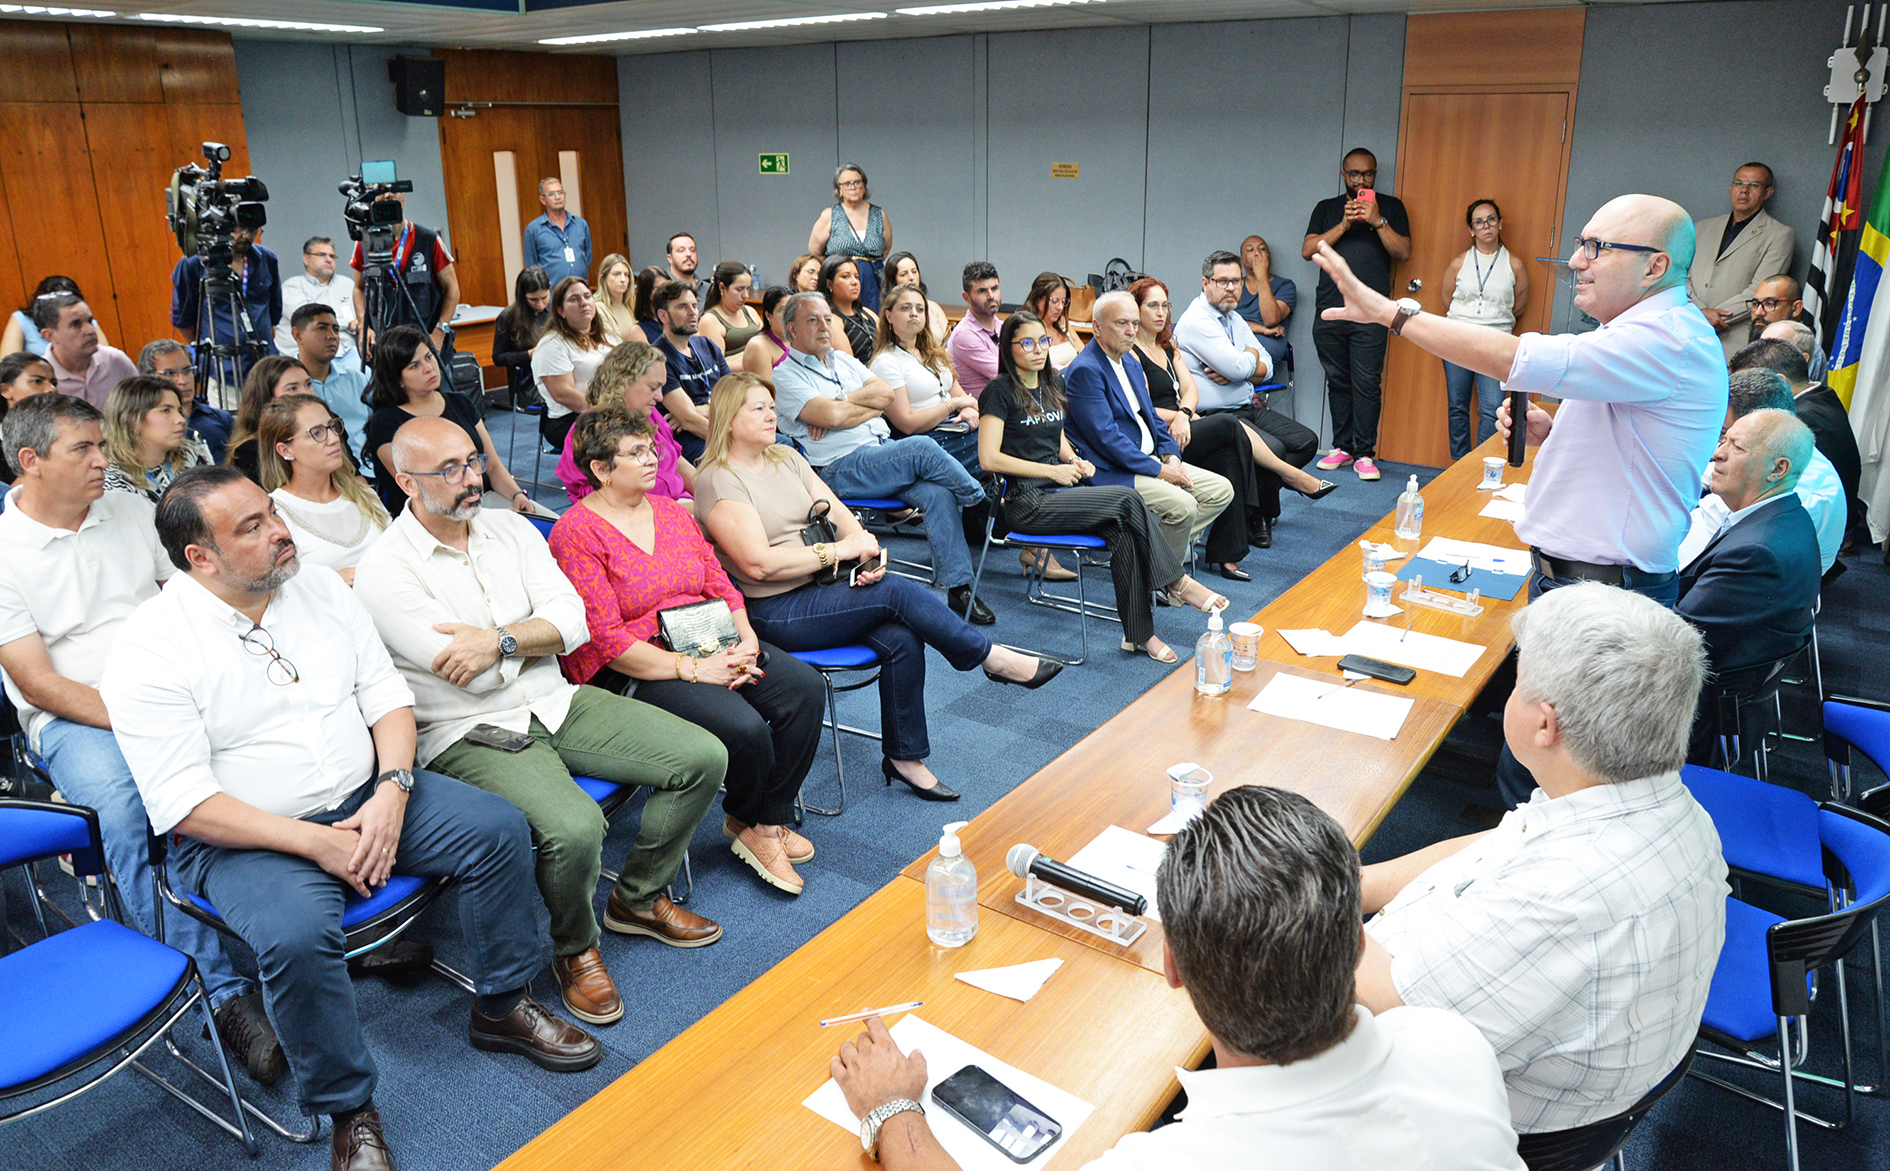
[1380,90,1573,466]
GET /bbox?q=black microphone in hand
[1507,388,1528,467]
[1006,843,1148,916]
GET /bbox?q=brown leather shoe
[731,826,804,895]
[331,1108,395,1171]
[553,948,624,1025]
[468,994,601,1072]
[723,815,814,863]
[603,891,723,947]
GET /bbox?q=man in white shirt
[1358,583,1727,1134]
[353,417,728,1029]
[832,785,1526,1171]
[102,465,597,1171]
[771,292,994,624]
[0,395,280,1085]
[275,235,359,359]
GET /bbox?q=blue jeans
[171,771,541,1116]
[1494,569,1681,807]
[1442,360,1503,460]
[819,436,986,589]
[744,575,992,761]
[37,719,254,1010]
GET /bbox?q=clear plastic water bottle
[1394,474,1425,542]
[1194,610,1233,697]
[926,821,978,947]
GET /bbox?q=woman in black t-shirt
[364,326,538,516]
[978,312,1227,664]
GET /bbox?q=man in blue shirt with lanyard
[521,178,592,288]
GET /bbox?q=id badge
[564,246,576,263]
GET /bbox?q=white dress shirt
[274,271,358,356]
[1678,457,1844,572]
[0,490,172,749]
[1172,294,1273,412]
[101,568,415,835]
[1086,1007,1524,1171]
[1365,772,1726,1133]
[352,507,589,767]
[1105,354,1156,454]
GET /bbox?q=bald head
[1572,195,1693,323]
[391,416,483,520]
[1595,194,1694,284]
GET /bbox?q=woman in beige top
[594,253,635,345]
[694,374,1060,803]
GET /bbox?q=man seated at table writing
[831,785,1527,1170]
[1357,583,1726,1136]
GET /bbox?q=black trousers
[596,641,825,827]
[540,410,578,452]
[1200,402,1320,522]
[1313,319,1389,458]
[1006,483,1182,647]
[1175,414,1259,561]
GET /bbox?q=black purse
[798,499,854,586]
[655,598,741,656]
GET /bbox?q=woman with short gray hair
[807,163,892,311]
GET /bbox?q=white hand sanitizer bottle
[926,821,978,947]
[1395,474,1425,541]
[1194,609,1233,697]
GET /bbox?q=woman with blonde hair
[593,253,635,344]
[555,340,696,503]
[532,275,609,452]
[225,354,315,480]
[258,392,389,581]
[103,374,207,501]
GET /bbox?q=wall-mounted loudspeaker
[389,56,446,117]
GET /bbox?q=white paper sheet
[955,958,1064,1003]
[1278,627,1348,656]
[1495,483,1528,503]
[1146,810,1188,835]
[1415,536,1530,576]
[1338,619,1488,678]
[1357,540,1409,561]
[803,1015,1097,1169]
[1246,671,1415,741]
[1066,825,1167,923]
[1477,496,1527,522]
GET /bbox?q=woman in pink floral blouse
[550,405,826,895]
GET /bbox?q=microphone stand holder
[1014,873,1146,945]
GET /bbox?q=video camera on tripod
[338,160,445,370]
[166,142,270,407]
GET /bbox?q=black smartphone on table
[931,1064,1062,1163]
[1336,654,1417,685]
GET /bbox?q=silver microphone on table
[1006,843,1148,916]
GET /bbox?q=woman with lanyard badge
[808,164,891,311]
[1439,198,1530,459]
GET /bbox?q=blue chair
[0,800,256,1154]
[1825,695,1890,804]
[788,645,883,816]
[527,513,557,539]
[1690,803,1890,1171]
[841,496,935,585]
[966,478,1113,666]
[570,774,694,904]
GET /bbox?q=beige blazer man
[1688,209,1795,359]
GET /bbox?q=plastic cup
[1364,571,1397,616]
[1228,622,1262,672]
[1167,763,1212,824]
[1362,545,1388,578]
[1481,456,1504,489]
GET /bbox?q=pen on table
[1401,610,1414,642]
[1315,676,1361,700]
[819,1001,923,1028]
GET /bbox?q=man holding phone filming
[829,786,1526,1170]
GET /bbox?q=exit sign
[759,153,789,174]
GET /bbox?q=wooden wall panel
[0,102,122,343]
[1401,8,1586,91]
[156,30,243,104]
[434,49,617,106]
[0,24,77,103]
[69,26,164,103]
[90,102,190,350]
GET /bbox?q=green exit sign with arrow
[759,153,789,175]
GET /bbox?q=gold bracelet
[814,542,831,567]
[675,653,687,681]
[688,657,699,684]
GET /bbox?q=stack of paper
[1337,620,1486,677]
[1278,628,1348,656]
[1477,483,1528,522]
[1066,826,1167,922]
[1248,672,1414,740]
[1415,536,1530,575]
[955,958,1064,1003]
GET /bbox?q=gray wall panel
[1341,12,1406,195]
[709,44,839,285]
[620,50,717,271]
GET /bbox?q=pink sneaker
[1353,457,1381,481]
[1315,448,1353,471]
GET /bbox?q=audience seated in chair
[38,293,136,410]
[257,393,389,583]
[741,286,794,378]
[698,261,762,362]
[653,279,730,465]
[978,310,1228,665]
[532,275,607,455]
[1063,291,1235,569]
[140,337,233,464]
[104,373,211,502]
[832,786,1528,1171]
[1022,271,1080,371]
[1235,234,1296,376]
[225,354,313,482]
[693,374,1059,805]
[883,252,951,345]
[1358,583,1726,1135]
[0,395,282,1089]
[819,256,880,364]
[557,340,696,505]
[770,291,995,625]
[946,261,1003,401]
[102,465,599,1171]
[1731,335,1868,553]
[0,351,56,481]
[551,406,826,895]
[290,303,373,460]
[492,267,552,413]
[631,265,669,344]
[364,326,534,517]
[353,418,730,1030]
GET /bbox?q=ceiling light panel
[0,4,115,15]
[134,12,383,33]
[697,12,888,32]
[899,0,1099,14]
[539,26,696,45]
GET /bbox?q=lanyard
[789,351,846,394]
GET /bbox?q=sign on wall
[760,153,790,175]
[1051,162,1079,179]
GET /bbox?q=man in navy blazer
[1064,291,1233,564]
[1676,407,1821,761]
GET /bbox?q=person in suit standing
[1064,291,1233,566]
[1675,407,1821,760]
[1688,163,1795,360]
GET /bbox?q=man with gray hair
[831,785,1526,1169]
[1360,582,1727,1135]
[1733,334,1866,551]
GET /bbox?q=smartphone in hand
[849,548,889,586]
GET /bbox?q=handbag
[655,598,741,656]
[798,499,853,586]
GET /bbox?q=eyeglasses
[1745,297,1791,313]
[1342,169,1377,181]
[838,179,865,189]
[302,420,345,444]
[1013,337,1054,353]
[1471,216,1501,228]
[618,444,660,465]
[1572,236,1664,262]
[242,624,300,686]
[1206,277,1243,289]
[409,452,488,486]
[1142,300,1170,311]
[1731,180,1769,191]
[1449,561,1473,584]
[155,367,193,383]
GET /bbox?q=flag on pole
[1808,96,1870,345]
[1829,144,1890,410]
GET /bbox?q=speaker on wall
[389,56,445,117]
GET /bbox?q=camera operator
[171,225,282,368]
[349,191,460,365]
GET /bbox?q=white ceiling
[2,0,1696,56]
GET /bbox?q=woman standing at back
[1438,198,1529,459]
[808,164,891,311]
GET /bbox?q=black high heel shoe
[983,658,1063,689]
[1296,479,1340,501]
[883,757,960,801]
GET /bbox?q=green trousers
[429,685,727,957]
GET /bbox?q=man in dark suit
[1676,407,1821,761]
[1731,337,1866,551]
[1064,291,1232,564]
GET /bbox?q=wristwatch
[496,627,518,657]
[1388,297,1423,336]
[861,1099,926,1158]
[376,768,414,794]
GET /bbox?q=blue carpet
[4,409,1887,1171]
